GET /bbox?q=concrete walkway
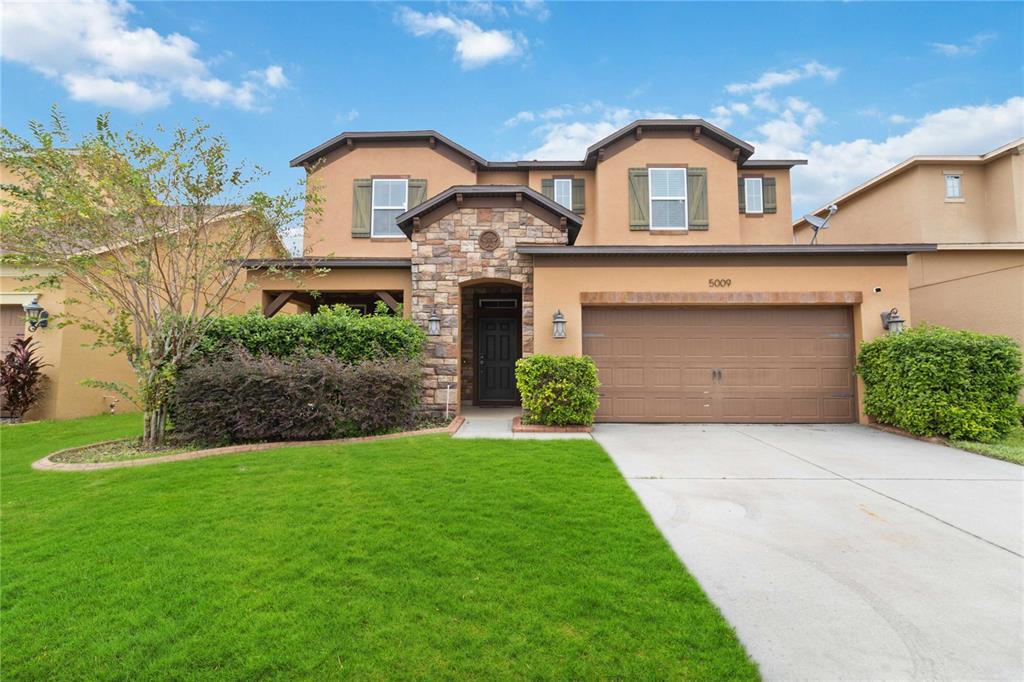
[453,407,592,439]
[592,423,1024,681]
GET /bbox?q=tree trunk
[142,405,168,448]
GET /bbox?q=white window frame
[944,172,963,201]
[371,178,408,238]
[648,167,688,230]
[553,178,573,210]
[744,177,764,214]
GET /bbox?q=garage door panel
[583,306,855,423]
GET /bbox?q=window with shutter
[571,178,585,213]
[553,178,572,209]
[763,177,777,214]
[687,168,708,230]
[744,177,764,214]
[352,179,372,238]
[407,179,428,208]
[628,168,650,230]
[649,168,687,229]
[540,178,554,201]
[371,179,408,237]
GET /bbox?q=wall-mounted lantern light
[427,309,441,337]
[552,309,567,339]
[881,307,905,335]
[22,298,48,331]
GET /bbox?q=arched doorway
[460,280,522,406]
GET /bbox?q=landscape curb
[865,422,948,445]
[511,415,592,433]
[32,416,465,472]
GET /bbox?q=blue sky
[3,0,1023,237]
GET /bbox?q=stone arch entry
[460,279,523,406]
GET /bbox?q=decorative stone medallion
[478,230,501,252]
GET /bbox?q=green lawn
[952,426,1024,465]
[1,413,757,680]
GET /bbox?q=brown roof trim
[584,120,755,164]
[290,131,488,168]
[395,185,584,244]
[580,291,864,305]
[517,244,937,256]
[291,119,765,170]
[741,159,808,169]
[239,257,411,269]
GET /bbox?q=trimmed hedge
[857,325,1024,442]
[516,354,600,426]
[194,305,425,363]
[172,351,421,445]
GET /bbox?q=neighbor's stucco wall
[532,254,912,423]
[794,154,1024,245]
[908,249,1024,343]
[303,142,476,259]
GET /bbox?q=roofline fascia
[517,244,937,256]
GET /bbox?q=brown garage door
[583,307,856,423]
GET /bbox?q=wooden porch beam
[263,291,294,317]
[376,291,401,313]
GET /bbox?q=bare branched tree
[1,108,320,446]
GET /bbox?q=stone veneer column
[410,206,566,415]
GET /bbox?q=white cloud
[929,32,996,57]
[516,103,677,159]
[752,96,1024,215]
[709,101,753,128]
[397,7,525,69]
[513,0,550,21]
[0,0,286,112]
[726,61,840,95]
[887,114,911,125]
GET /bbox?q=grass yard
[952,426,1024,466]
[0,413,757,680]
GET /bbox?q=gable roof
[290,119,806,170]
[794,138,1024,229]
[395,185,583,245]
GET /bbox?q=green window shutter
[352,179,372,238]
[687,167,709,230]
[541,178,554,200]
[571,178,585,213]
[628,168,649,230]
[763,177,777,214]
[408,179,428,208]
[737,177,746,213]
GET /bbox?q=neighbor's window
[744,177,764,214]
[371,178,408,237]
[649,168,687,229]
[945,173,962,199]
[553,178,572,209]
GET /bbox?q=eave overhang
[395,185,584,245]
[239,257,412,269]
[517,244,938,256]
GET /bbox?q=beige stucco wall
[304,142,476,259]
[532,254,912,423]
[592,131,794,246]
[526,169,599,244]
[795,154,1024,245]
[908,250,1024,343]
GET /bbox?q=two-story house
[794,139,1024,348]
[244,120,932,423]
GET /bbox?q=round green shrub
[857,325,1024,442]
[516,354,600,426]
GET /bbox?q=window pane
[651,199,685,228]
[745,178,763,213]
[553,179,572,208]
[650,169,684,198]
[372,208,404,236]
[945,175,961,198]
[373,179,407,208]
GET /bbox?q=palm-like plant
[0,337,48,421]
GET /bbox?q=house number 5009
[708,278,732,288]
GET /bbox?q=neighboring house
[245,119,932,424]
[794,139,1024,346]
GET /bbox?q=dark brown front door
[583,306,856,423]
[477,317,519,403]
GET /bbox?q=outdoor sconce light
[427,309,441,337]
[552,309,567,339]
[881,307,905,335]
[22,298,48,332]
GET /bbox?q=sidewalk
[453,407,592,440]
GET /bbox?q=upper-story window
[944,173,962,200]
[371,178,408,237]
[649,168,688,230]
[743,177,764,214]
[553,178,573,209]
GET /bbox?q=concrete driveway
[592,423,1023,681]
